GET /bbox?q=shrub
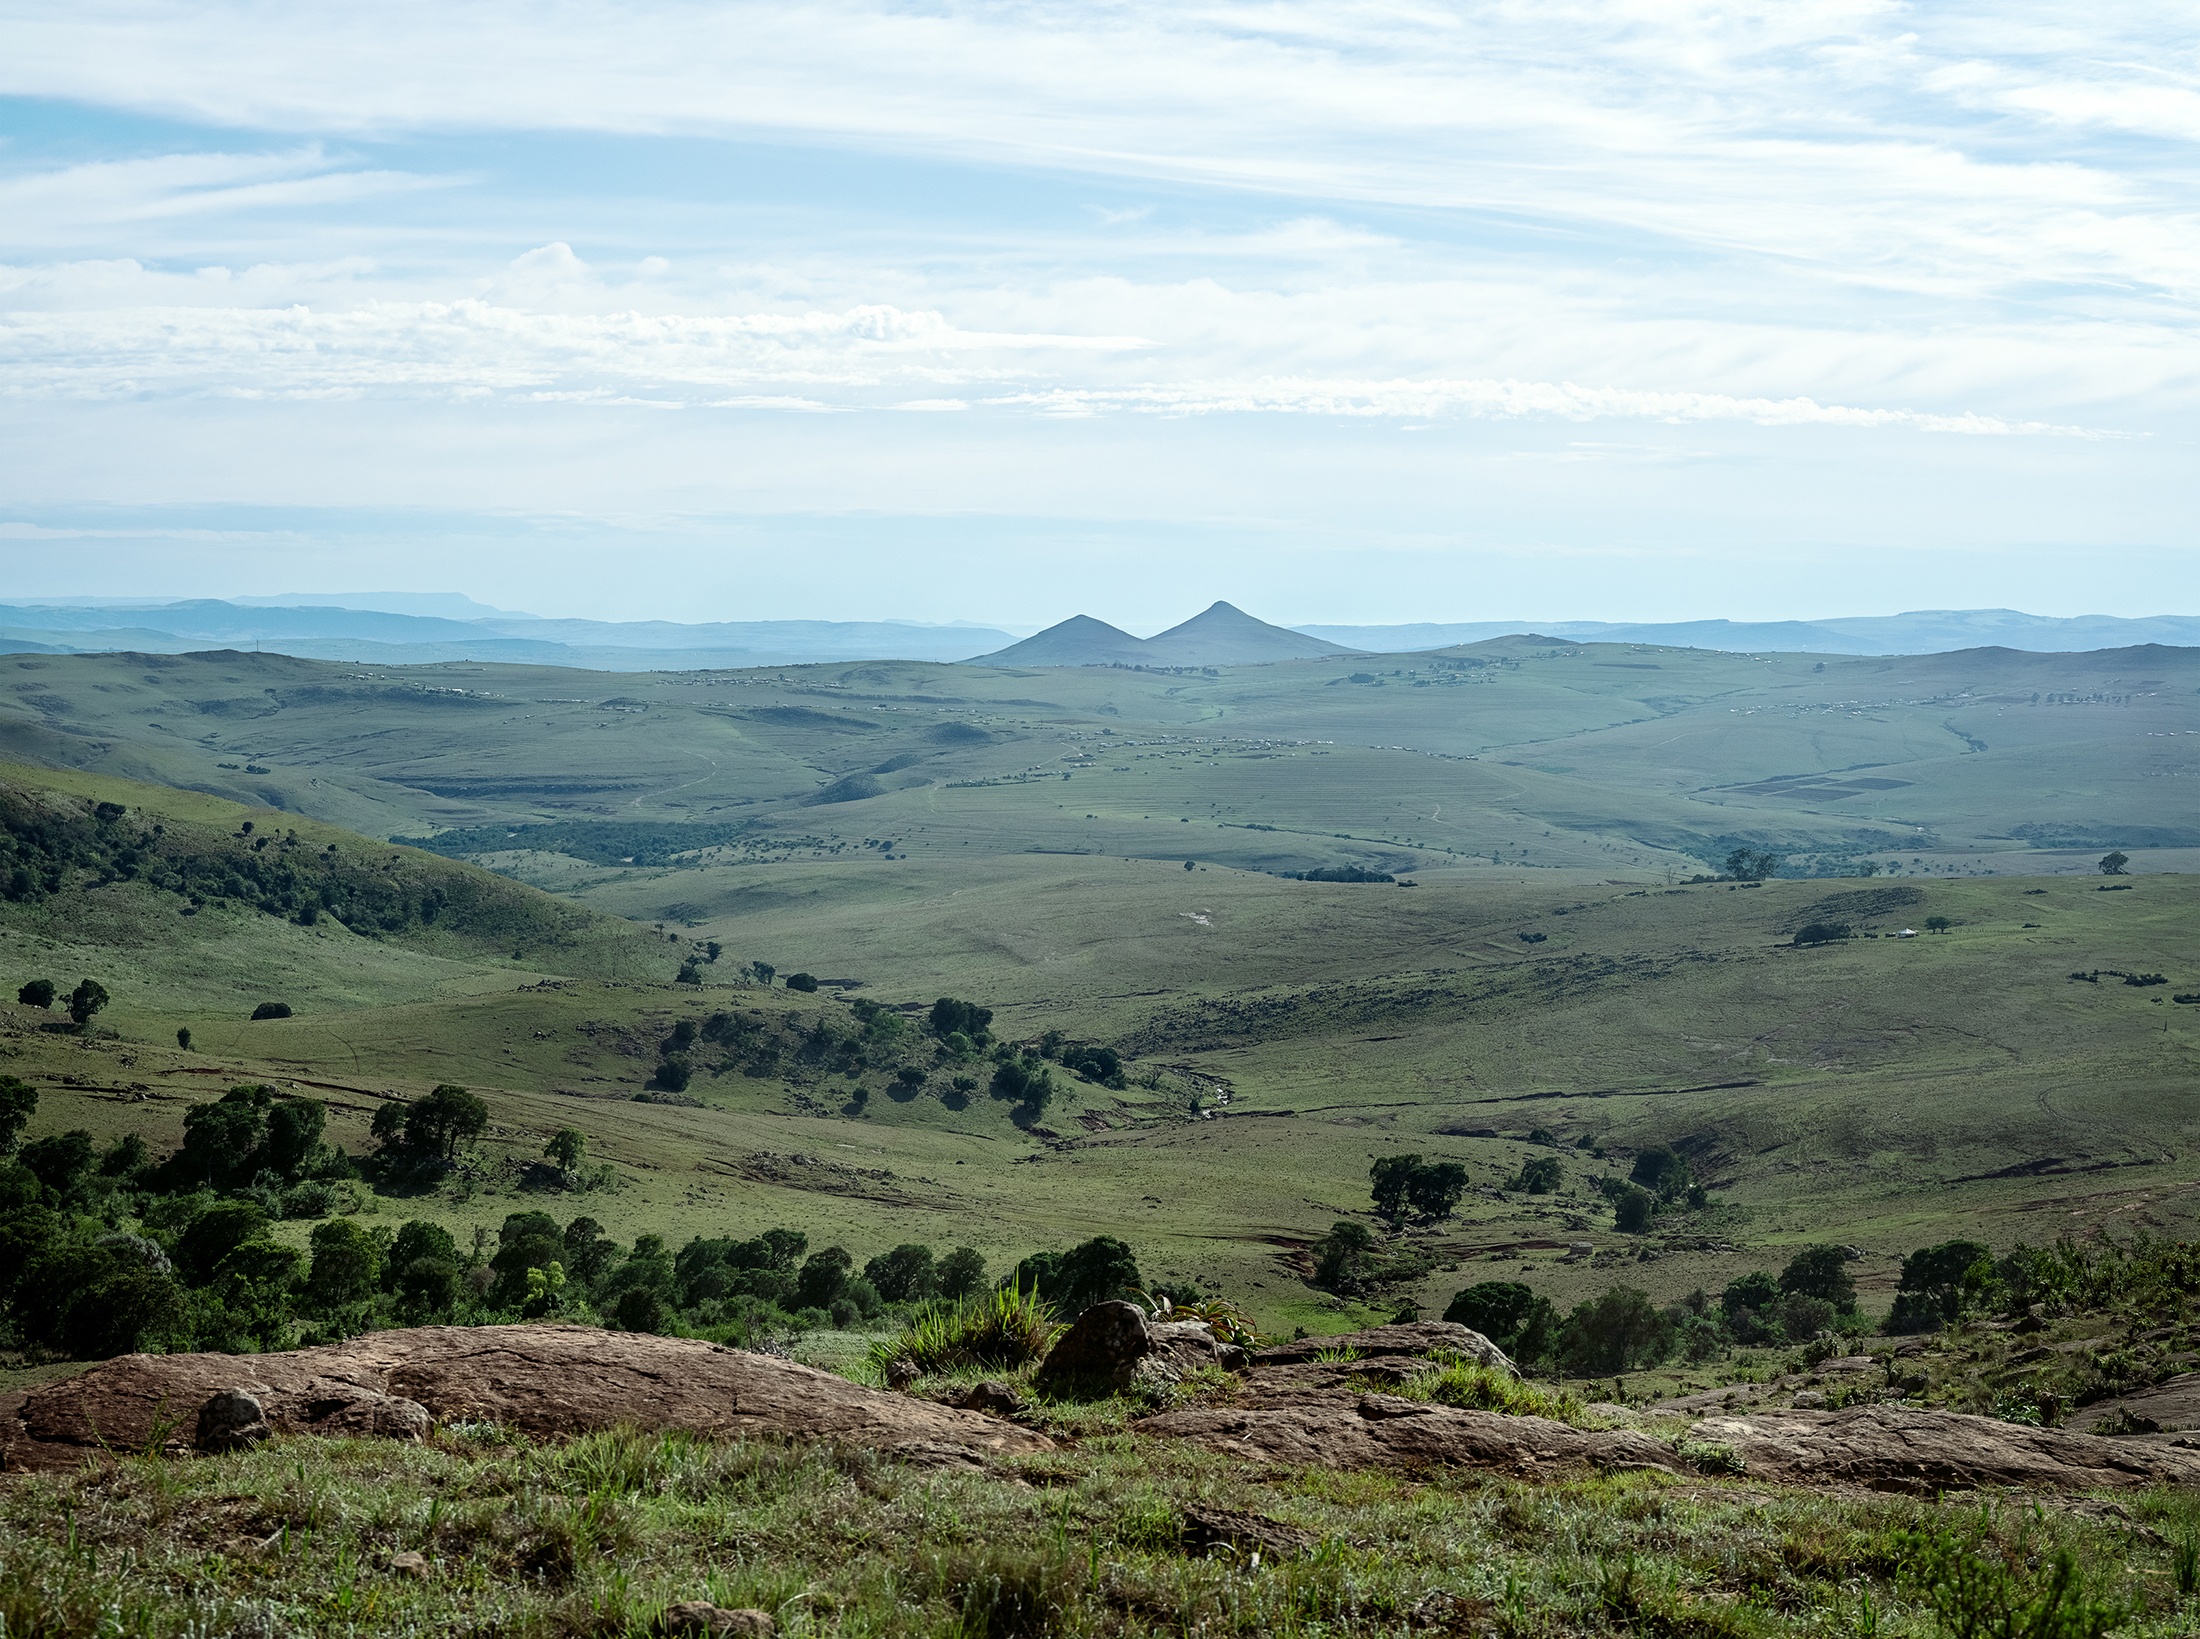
[0,1074,35,1155]
[614,1287,665,1333]
[15,979,53,1010]
[784,972,819,993]
[250,1001,293,1021]
[305,1218,382,1310]
[279,1180,337,1219]
[1897,1514,2127,1639]
[868,1283,1059,1377]
[653,1054,693,1092]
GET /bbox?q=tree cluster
[1368,1154,1468,1224]
[0,783,578,950]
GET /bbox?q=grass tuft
[1395,1356,1589,1424]
[869,1285,1059,1379]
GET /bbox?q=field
[5,627,2199,1341]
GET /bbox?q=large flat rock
[1136,1394,1679,1475]
[1686,1404,2200,1494]
[0,1324,1052,1472]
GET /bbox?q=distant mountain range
[1299,610,2200,656]
[1,596,2194,670]
[0,599,1022,670]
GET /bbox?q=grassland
[2,635,2197,1345]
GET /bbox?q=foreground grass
[4,1426,2198,1637]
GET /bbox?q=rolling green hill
[2,640,2196,1338]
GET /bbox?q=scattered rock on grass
[194,1388,272,1453]
[661,1600,775,1636]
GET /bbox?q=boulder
[1034,1301,1154,1396]
[1137,1394,1678,1475]
[195,1388,272,1453]
[1253,1323,1514,1377]
[1180,1505,1315,1559]
[955,1381,1029,1419]
[0,1324,1052,1473]
[1685,1404,2200,1494]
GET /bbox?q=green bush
[869,1284,1059,1377]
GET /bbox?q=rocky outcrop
[0,1324,1052,1473]
[1252,1322,1514,1376]
[1684,1404,2200,1494]
[1032,1301,1247,1397]
[1138,1394,1680,1475]
[2064,1372,2200,1437]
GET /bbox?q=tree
[2099,851,2129,876]
[864,1243,938,1304]
[784,972,819,993]
[1554,1285,1674,1375]
[1313,1220,1380,1294]
[263,1097,326,1180]
[1370,1154,1424,1222]
[251,1001,293,1020]
[1629,1145,1691,1201]
[545,1128,587,1173]
[0,1075,35,1156]
[1613,1184,1656,1233]
[1010,1236,1142,1313]
[1405,1160,1468,1221]
[19,1131,95,1200]
[1723,848,1779,881]
[795,1246,855,1311]
[1514,1156,1563,1194]
[1721,1269,1781,1339]
[16,979,54,1010]
[66,979,109,1027]
[305,1218,382,1310]
[176,1199,273,1283]
[1444,1280,1535,1340]
[176,1027,192,1050]
[402,1084,489,1161]
[937,1246,987,1299]
[1889,1239,1993,1332]
[928,997,994,1041]
[614,1287,665,1332]
[1779,1245,1857,1313]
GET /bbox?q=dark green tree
[2098,851,2129,876]
[1313,1220,1380,1294]
[305,1218,382,1310]
[1779,1245,1858,1313]
[795,1246,855,1310]
[1889,1239,1993,1332]
[175,1199,273,1283]
[0,1074,37,1155]
[1613,1183,1656,1233]
[263,1097,326,1180]
[1514,1156,1564,1194]
[1554,1285,1674,1375]
[1405,1160,1469,1221]
[66,978,109,1027]
[937,1245,987,1298]
[864,1243,938,1304]
[1369,1154,1423,1222]
[401,1084,489,1161]
[15,979,54,1010]
[545,1128,587,1173]
[18,1130,95,1201]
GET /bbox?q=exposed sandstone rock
[2064,1372,2200,1436]
[1686,1404,2200,1494]
[1253,1322,1514,1376]
[1136,1394,1679,1475]
[1180,1505,1316,1559]
[661,1600,775,1636]
[0,1324,1052,1473]
[954,1380,1029,1419]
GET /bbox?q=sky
[0,0,2195,629]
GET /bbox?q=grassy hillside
[2,643,2196,1344]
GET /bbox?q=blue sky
[1,1,2194,628]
